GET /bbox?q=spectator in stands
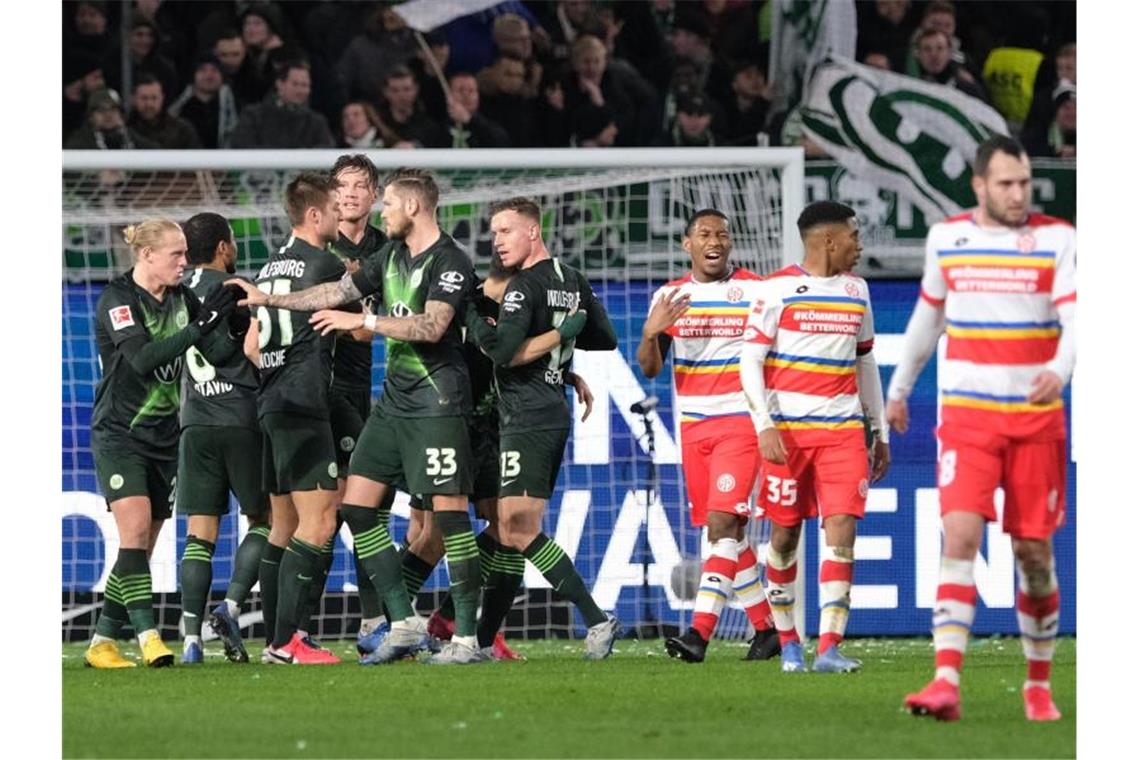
[664,93,716,147]
[857,0,920,72]
[410,29,452,123]
[720,61,770,147]
[105,15,181,110]
[556,34,645,147]
[1024,82,1075,159]
[133,0,187,75]
[377,65,448,149]
[445,72,511,148]
[214,29,266,106]
[65,88,160,150]
[1023,42,1075,143]
[69,1,112,60]
[914,29,988,102]
[338,4,418,102]
[666,12,716,95]
[863,51,893,71]
[63,52,106,138]
[169,54,240,149]
[543,0,596,65]
[230,58,334,149]
[239,3,287,102]
[481,13,544,99]
[693,0,763,81]
[440,1,547,76]
[339,101,391,149]
[659,57,722,140]
[127,73,201,149]
[594,4,660,141]
[904,2,980,81]
[480,54,542,147]
[571,102,618,147]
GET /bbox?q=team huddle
[82,136,1074,721]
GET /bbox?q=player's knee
[769,525,799,555]
[1013,540,1052,579]
[942,529,982,560]
[705,513,738,543]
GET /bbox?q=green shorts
[350,410,472,496]
[93,439,178,519]
[177,425,268,517]
[260,412,339,496]
[470,414,500,503]
[497,426,570,499]
[330,386,372,470]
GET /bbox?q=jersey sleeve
[919,225,948,305]
[1052,226,1076,307]
[350,242,390,298]
[426,247,475,313]
[96,285,148,348]
[856,279,875,355]
[742,284,781,347]
[485,273,536,366]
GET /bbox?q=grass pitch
[63,637,1074,759]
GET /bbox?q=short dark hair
[684,208,728,236]
[916,28,950,47]
[924,1,956,19]
[383,64,415,87]
[183,212,234,265]
[488,196,541,223]
[447,70,478,84]
[284,172,338,226]
[383,167,439,211]
[796,201,856,236]
[274,55,309,82]
[973,135,1027,176]
[131,72,162,93]
[332,153,380,190]
[215,27,241,42]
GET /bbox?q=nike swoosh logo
[299,575,313,581]
[386,271,401,279]
[500,479,517,487]
[433,477,453,485]
[208,310,218,321]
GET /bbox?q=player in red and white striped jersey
[637,208,779,663]
[889,136,1075,722]
[740,201,890,674]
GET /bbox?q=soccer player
[85,218,241,669]
[637,208,781,664]
[252,172,346,665]
[463,197,621,659]
[892,136,1075,722]
[740,201,891,674]
[176,212,269,665]
[234,168,486,665]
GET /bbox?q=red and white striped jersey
[922,211,1075,439]
[651,267,765,439]
[743,264,874,448]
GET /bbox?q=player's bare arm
[311,299,455,343]
[636,288,689,377]
[566,370,594,421]
[227,273,363,311]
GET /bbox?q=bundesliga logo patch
[109,305,134,331]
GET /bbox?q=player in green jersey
[252,173,346,665]
[174,212,269,665]
[86,218,242,669]
[465,197,621,659]
[233,168,486,664]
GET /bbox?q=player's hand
[1027,370,1064,405]
[870,438,891,483]
[446,95,472,125]
[758,428,787,465]
[226,278,267,307]
[643,288,690,339]
[310,309,363,336]
[568,371,594,421]
[195,284,240,333]
[885,398,909,434]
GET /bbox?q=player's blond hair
[122,218,182,257]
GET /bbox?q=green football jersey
[494,258,613,432]
[92,270,197,454]
[465,283,499,422]
[351,233,475,417]
[328,225,386,392]
[179,267,259,430]
[255,236,345,420]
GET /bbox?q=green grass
[63,637,1074,759]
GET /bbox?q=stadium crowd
[62,0,1075,157]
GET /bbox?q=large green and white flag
[800,56,1010,219]
[768,0,857,114]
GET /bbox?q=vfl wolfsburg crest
[800,56,1009,220]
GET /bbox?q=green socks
[179,536,215,637]
[342,504,413,621]
[117,548,159,635]
[437,511,481,638]
[259,542,285,645]
[524,534,606,626]
[272,537,320,648]
[225,524,268,606]
[477,539,525,648]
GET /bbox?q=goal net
[62,147,805,644]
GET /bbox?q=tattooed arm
[227,272,363,311]
[310,299,456,344]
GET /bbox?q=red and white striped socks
[733,539,774,632]
[932,556,977,686]
[818,545,854,654]
[1016,561,1060,690]
[765,545,799,645]
[691,538,738,640]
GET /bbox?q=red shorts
[681,417,759,527]
[757,437,869,528]
[936,425,1067,540]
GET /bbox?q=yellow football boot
[141,635,175,668]
[84,640,137,669]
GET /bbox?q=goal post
[62,147,807,643]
